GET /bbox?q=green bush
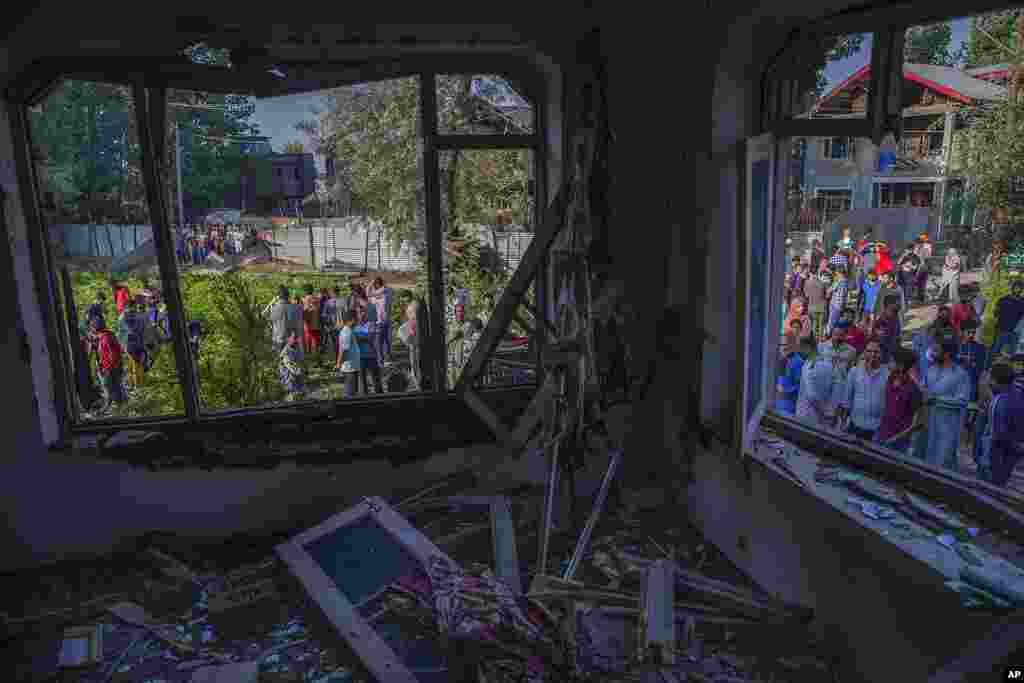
[980,268,1024,348]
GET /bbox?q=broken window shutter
[868,28,905,147]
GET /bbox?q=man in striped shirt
[837,338,889,441]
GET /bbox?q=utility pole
[175,123,185,228]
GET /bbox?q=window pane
[436,74,535,135]
[28,79,187,422]
[438,149,538,389]
[164,76,428,411]
[806,32,871,119]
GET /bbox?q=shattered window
[27,79,188,423]
[436,74,535,136]
[438,148,538,389]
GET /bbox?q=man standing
[803,270,827,342]
[957,319,988,403]
[825,268,849,337]
[118,297,148,390]
[873,295,902,366]
[877,348,926,454]
[993,280,1024,358]
[819,319,858,382]
[922,340,973,471]
[837,339,889,441]
[987,363,1024,486]
[369,277,394,364]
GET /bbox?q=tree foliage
[905,22,965,67]
[967,9,1023,68]
[29,80,145,220]
[954,97,1024,220]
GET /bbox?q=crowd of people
[778,228,1022,488]
[265,276,416,401]
[78,273,418,414]
[174,223,261,265]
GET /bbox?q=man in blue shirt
[993,279,1024,357]
[987,363,1024,486]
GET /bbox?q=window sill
[757,412,1024,607]
[53,385,537,469]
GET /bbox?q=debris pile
[2,482,840,682]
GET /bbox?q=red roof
[814,63,1005,113]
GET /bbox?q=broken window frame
[274,495,458,683]
[4,54,550,446]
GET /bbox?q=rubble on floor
[1,478,839,682]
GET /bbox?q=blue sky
[822,17,971,91]
[251,92,330,159]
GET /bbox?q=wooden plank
[490,496,522,595]
[641,559,676,666]
[926,609,1024,683]
[456,184,569,393]
[462,385,513,445]
[419,71,447,394]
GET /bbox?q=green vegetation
[70,269,419,417]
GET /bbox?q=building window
[875,182,935,208]
[13,58,548,441]
[822,137,851,160]
[815,188,852,225]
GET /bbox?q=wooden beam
[456,184,569,394]
[770,117,873,139]
[641,559,676,666]
[508,374,558,449]
[419,72,447,393]
[490,496,522,595]
[462,386,513,445]
[134,84,201,420]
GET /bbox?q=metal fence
[52,224,154,259]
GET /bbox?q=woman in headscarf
[939,247,963,304]
[783,297,813,343]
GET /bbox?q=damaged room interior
[4,1,1024,682]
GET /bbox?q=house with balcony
[796,62,1007,232]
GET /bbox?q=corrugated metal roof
[905,63,1007,101]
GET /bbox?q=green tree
[905,22,964,66]
[29,80,144,219]
[967,9,1023,68]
